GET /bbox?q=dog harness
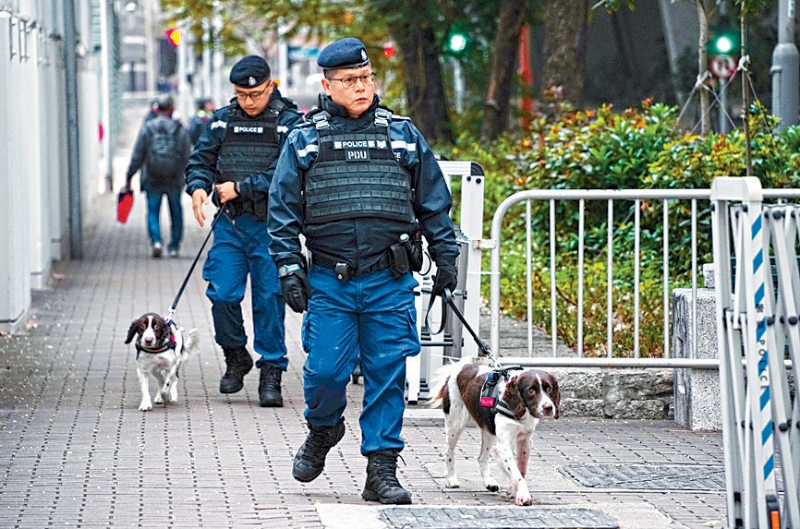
[480,366,524,419]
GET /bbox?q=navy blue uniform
[268,95,457,454]
[186,89,304,371]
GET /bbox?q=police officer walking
[185,56,304,407]
[268,38,458,504]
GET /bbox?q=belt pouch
[387,243,410,279]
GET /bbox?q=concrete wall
[0,0,101,333]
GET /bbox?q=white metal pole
[98,0,112,192]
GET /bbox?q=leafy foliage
[440,100,800,357]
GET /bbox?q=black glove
[281,269,312,313]
[432,264,458,297]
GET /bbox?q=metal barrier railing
[488,187,800,368]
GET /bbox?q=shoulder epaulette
[306,108,332,130]
[268,98,289,117]
[374,107,392,127]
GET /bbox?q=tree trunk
[480,0,526,143]
[390,4,453,143]
[541,0,591,106]
[695,0,711,134]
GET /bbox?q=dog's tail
[182,329,200,360]
[426,359,466,409]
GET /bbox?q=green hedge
[440,101,800,357]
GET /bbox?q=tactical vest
[303,108,415,225]
[216,99,287,184]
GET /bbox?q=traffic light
[446,32,467,54]
[165,27,181,48]
[707,25,739,57]
[383,43,396,59]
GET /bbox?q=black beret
[318,37,370,70]
[229,56,271,88]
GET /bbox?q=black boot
[292,418,345,483]
[362,450,412,505]
[219,346,253,394]
[258,365,283,407]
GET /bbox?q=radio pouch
[407,231,423,272]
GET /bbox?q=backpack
[146,118,184,181]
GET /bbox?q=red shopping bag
[117,188,134,224]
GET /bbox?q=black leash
[424,287,498,365]
[166,203,226,325]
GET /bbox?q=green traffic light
[715,35,733,54]
[707,25,739,57]
[449,34,467,53]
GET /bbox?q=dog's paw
[139,401,153,411]
[512,481,532,506]
[484,477,499,492]
[515,492,532,506]
[154,393,164,405]
[444,477,460,488]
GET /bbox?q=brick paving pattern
[0,102,728,528]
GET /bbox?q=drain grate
[560,463,726,490]
[381,506,619,529]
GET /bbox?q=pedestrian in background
[268,37,458,505]
[185,56,304,407]
[189,98,216,145]
[125,94,192,258]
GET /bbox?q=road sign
[711,54,737,80]
[287,46,319,62]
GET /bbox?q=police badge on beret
[229,55,271,88]
[318,37,371,70]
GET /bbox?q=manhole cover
[560,464,726,490]
[381,506,618,529]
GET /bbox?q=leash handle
[168,202,227,323]
[423,289,448,336]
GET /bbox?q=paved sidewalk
[0,102,728,528]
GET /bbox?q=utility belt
[311,233,423,282]
[311,252,391,281]
[223,199,267,219]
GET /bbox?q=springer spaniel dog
[429,360,561,506]
[125,312,199,411]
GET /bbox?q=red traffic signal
[383,43,395,58]
[165,28,181,47]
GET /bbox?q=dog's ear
[545,372,561,419]
[501,376,527,421]
[125,318,140,344]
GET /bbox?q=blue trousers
[302,266,420,455]
[146,188,183,251]
[202,214,287,370]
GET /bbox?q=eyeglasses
[328,72,376,89]
[235,84,271,103]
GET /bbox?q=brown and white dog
[429,360,561,506]
[125,312,199,411]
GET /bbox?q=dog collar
[135,333,177,356]
[495,400,518,420]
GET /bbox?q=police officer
[185,56,304,407]
[268,38,458,504]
